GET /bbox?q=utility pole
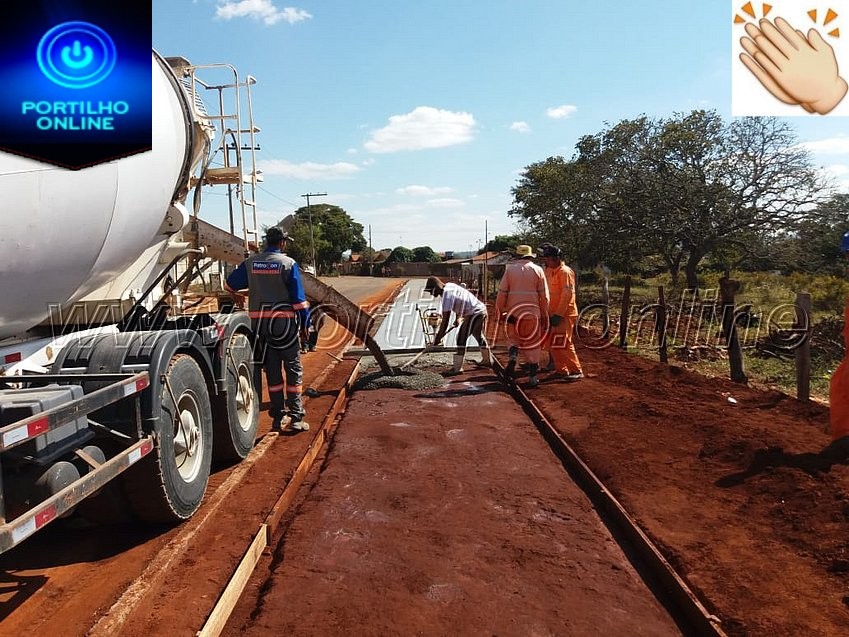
[483,219,488,300]
[368,223,373,276]
[301,192,326,272]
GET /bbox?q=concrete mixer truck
[0,50,368,554]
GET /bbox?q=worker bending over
[424,276,491,375]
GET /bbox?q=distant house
[339,249,393,275]
[339,249,513,290]
[441,251,510,266]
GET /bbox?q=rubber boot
[504,346,518,379]
[445,354,465,376]
[527,363,540,388]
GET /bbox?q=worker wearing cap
[495,245,549,387]
[423,276,491,375]
[539,243,583,382]
[225,226,311,433]
[829,231,849,453]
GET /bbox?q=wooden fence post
[657,286,668,364]
[719,273,747,383]
[601,274,610,337]
[619,276,631,350]
[795,292,812,402]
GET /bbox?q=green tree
[482,234,521,253]
[387,246,413,263]
[793,194,849,275]
[411,246,441,262]
[278,204,365,275]
[511,110,830,288]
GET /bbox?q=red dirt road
[225,300,849,636]
[226,375,680,636]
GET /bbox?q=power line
[257,184,299,207]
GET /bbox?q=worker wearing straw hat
[495,245,549,388]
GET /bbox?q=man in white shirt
[424,276,491,375]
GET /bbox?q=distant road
[319,276,407,304]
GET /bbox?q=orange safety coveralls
[830,300,849,441]
[544,262,582,375]
[495,259,549,364]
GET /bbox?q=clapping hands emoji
[739,16,847,114]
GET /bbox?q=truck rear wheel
[213,332,259,462]
[124,354,213,522]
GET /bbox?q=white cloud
[360,203,420,218]
[215,1,311,26]
[822,163,849,191]
[358,207,513,252]
[396,185,454,197]
[799,136,849,155]
[825,164,849,176]
[364,106,477,153]
[510,121,531,133]
[426,198,464,208]
[257,159,361,180]
[546,104,577,119]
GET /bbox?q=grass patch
[578,269,845,402]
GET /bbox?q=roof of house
[442,251,511,265]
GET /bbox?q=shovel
[400,323,459,371]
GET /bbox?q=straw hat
[514,244,536,258]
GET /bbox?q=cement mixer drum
[0,51,195,340]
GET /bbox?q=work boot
[478,347,492,367]
[504,346,518,379]
[542,357,555,373]
[527,363,540,388]
[823,436,849,460]
[289,420,310,432]
[270,414,290,432]
[444,354,465,376]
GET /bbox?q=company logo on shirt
[252,261,282,274]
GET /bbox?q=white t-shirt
[439,283,486,317]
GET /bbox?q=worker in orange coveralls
[539,243,583,382]
[495,245,549,388]
[829,231,849,454]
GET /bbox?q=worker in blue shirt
[225,226,311,432]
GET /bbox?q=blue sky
[153,1,849,253]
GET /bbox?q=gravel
[354,366,446,391]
